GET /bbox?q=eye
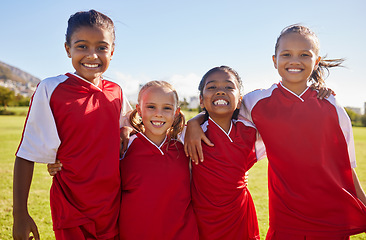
[164,107,173,111]
[76,45,87,49]
[281,53,291,57]
[147,105,155,109]
[98,46,108,51]
[301,53,310,57]
[206,85,216,90]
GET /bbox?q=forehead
[141,86,177,104]
[70,26,114,44]
[205,71,238,85]
[278,32,318,53]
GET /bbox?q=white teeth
[151,121,164,126]
[213,99,228,105]
[288,69,301,72]
[83,63,99,68]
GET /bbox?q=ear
[110,44,115,60]
[175,107,181,117]
[136,104,142,117]
[236,96,242,110]
[199,95,204,109]
[65,42,71,58]
[272,55,278,69]
[314,56,321,70]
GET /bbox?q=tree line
[1,86,366,127]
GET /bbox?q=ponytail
[129,108,144,133]
[310,57,344,88]
[167,109,185,140]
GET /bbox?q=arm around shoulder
[184,112,213,164]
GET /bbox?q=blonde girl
[119,81,198,240]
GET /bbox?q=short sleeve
[119,91,133,128]
[16,76,66,163]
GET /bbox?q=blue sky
[1,0,365,111]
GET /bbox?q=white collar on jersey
[138,132,167,155]
[279,81,309,102]
[68,72,102,91]
[206,117,234,143]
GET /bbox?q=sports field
[0,115,365,239]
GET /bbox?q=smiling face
[273,32,321,95]
[65,26,115,84]
[137,86,179,146]
[200,70,241,127]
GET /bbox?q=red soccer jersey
[16,73,132,239]
[119,132,199,240]
[242,82,366,237]
[191,117,263,240]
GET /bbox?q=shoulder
[102,78,123,90]
[37,74,69,89]
[243,83,278,111]
[233,118,256,129]
[33,74,69,100]
[200,119,209,133]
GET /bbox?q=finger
[202,135,214,147]
[31,224,40,240]
[184,142,189,157]
[189,145,199,164]
[196,143,204,163]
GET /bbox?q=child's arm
[184,112,214,164]
[13,157,40,240]
[120,126,136,155]
[352,168,366,206]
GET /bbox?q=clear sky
[1,0,365,111]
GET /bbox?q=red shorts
[54,222,119,240]
[266,228,350,240]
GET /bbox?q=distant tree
[12,94,30,106]
[179,98,189,110]
[345,108,362,126]
[0,86,15,108]
[361,115,366,127]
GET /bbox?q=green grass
[0,115,365,239]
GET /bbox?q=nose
[154,108,163,117]
[289,56,301,65]
[87,49,98,59]
[215,87,226,95]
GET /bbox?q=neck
[144,132,166,146]
[210,116,232,133]
[281,81,307,96]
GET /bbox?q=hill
[0,60,40,97]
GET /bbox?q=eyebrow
[206,79,236,84]
[73,40,111,45]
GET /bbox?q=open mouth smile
[213,99,229,106]
[82,63,101,68]
[286,68,303,73]
[151,121,165,127]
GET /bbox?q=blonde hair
[274,24,344,88]
[129,81,185,140]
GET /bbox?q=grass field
[1,114,365,239]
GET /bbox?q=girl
[13,10,132,240]
[191,66,265,240]
[118,81,199,239]
[186,25,366,239]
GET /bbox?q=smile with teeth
[151,121,165,127]
[287,68,302,73]
[213,99,229,106]
[82,63,100,68]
